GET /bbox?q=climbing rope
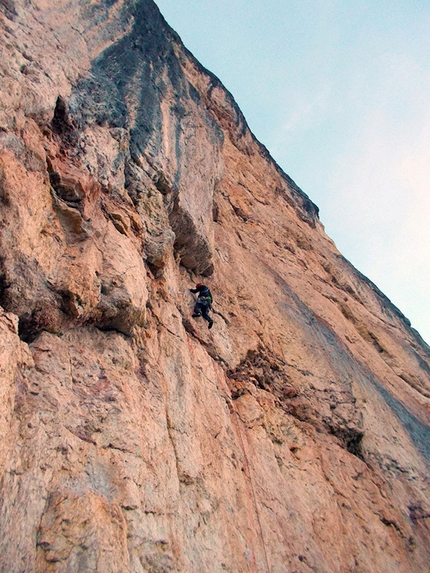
[183,320,271,572]
[213,366,271,573]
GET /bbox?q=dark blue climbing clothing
[190,284,212,302]
[190,284,213,329]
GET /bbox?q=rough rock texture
[0,1,429,572]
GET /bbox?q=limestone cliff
[0,1,429,572]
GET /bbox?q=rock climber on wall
[190,283,214,329]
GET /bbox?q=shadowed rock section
[0,1,429,572]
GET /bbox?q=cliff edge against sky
[0,1,429,572]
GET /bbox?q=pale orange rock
[0,1,429,572]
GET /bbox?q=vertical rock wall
[1,1,429,572]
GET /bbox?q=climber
[190,283,213,329]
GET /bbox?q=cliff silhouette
[0,1,429,571]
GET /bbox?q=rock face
[0,1,429,571]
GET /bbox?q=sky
[155,0,430,345]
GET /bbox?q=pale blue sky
[155,0,430,344]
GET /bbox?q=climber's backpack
[199,286,212,304]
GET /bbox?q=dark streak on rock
[370,377,430,463]
[0,0,17,19]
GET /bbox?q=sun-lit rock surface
[0,1,429,572]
